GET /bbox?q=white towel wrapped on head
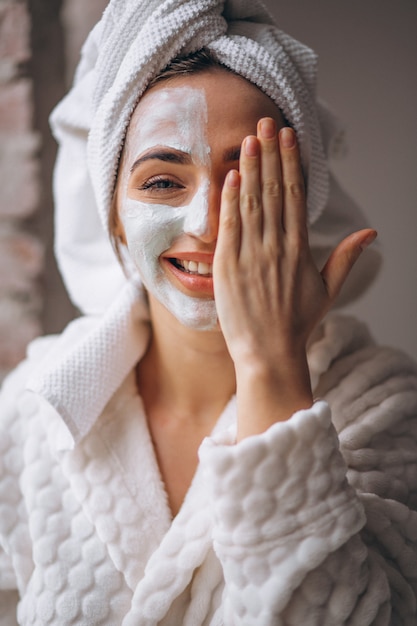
[50,0,380,316]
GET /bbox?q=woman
[0,1,416,624]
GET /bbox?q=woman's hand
[213,118,376,439]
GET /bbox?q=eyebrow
[222,146,241,162]
[130,144,242,174]
[130,149,192,173]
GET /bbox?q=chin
[171,300,219,331]
[146,280,219,332]
[179,315,219,332]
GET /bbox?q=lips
[161,254,214,296]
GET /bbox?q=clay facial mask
[119,86,218,330]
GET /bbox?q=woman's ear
[109,189,127,245]
[114,219,127,245]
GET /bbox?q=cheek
[120,199,183,266]
[120,176,211,255]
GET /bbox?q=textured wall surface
[0,0,43,380]
[0,0,105,380]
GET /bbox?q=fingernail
[227,170,240,188]
[280,127,296,148]
[360,231,377,250]
[260,118,276,139]
[244,136,259,157]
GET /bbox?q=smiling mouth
[169,258,213,277]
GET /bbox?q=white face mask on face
[118,86,218,331]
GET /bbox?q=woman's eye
[139,177,183,191]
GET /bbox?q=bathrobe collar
[26,282,150,449]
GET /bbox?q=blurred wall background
[0,0,415,381]
[0,0,43,380]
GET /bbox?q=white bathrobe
[0,303,416,625]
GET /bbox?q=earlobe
[109,190,127,244]
[114,220,127,245]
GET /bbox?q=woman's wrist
[235,352,313,440]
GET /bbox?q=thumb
[321,229,377,302]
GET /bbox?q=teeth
[198,262,211,275]
[176,259,213,276]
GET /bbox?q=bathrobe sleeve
[199,344,417,625]
[0,352,45,625]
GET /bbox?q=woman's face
[114,69,284,330]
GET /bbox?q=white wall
[264,0,417,359]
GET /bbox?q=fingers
[220,118,307,262]
[238,135,263,257]
[238,117,284,257]
[215,169,241,268]
[238,120,306,249]
[278,127,307,237]
[321,229,377,301]
[257,118,282,245]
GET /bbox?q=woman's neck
[137,295,236,425]
[136,295,236,517]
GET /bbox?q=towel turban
[50,0,381,315]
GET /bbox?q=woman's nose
[183,182,220,243]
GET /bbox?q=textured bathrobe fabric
[1,312,417,625]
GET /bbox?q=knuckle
[243,156,259,171]
[241,193,261,215]
[265,240,282,260]
[262,140,278,154]
[221,213,239,232]
[286,181,305,200]
[288,230,308,255]
[262,178,281,198]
